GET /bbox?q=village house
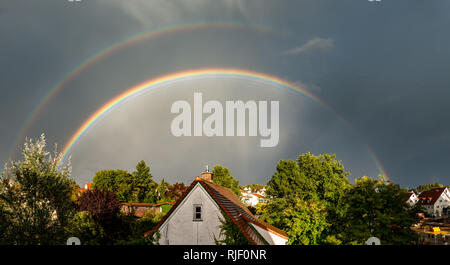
[405,191,419,206]
[120,202,174,217]
[240,186,266,207]
[79,183,92,194]
[147,170,288,245]
[417,187,450,217]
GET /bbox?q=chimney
[200,165,213,181]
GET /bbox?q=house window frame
[193,204,203,221]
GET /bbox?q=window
[193,204,202,221]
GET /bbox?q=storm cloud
[1,0,450,188]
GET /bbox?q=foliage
[282,199,328,245]
[212,165,241,197]
[65,211,104,245]
[132,160,158,202]
[78,189,121,244]
[257,198,328,245]
[156,178,169,202]
[215,212,252,245]
[0,134,76,245]
[263,153,351,242]
[140,211,165,229]
[92,160,158,202]
[161,204,173,214]
[92,169,132,201]
[339,176,422,245]
[415,182,443,193]
[243,184,265,192]
[166,182,187,201]
[115,212,163,245]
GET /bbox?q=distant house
[148,171,288,245]
[241,186,266,207]
[79,183,92,194]
[405,191,419,206]
[120,202,174,217]
[418,187,450,217]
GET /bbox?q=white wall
[434,188,450,216]
[250,223,287,245]
[158,183,224,245]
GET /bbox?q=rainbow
[9,21,278,161]
[58,68,325,163]
[57,67,390,181]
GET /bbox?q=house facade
[418,187,450,217]
[405,191,419,206]
[241,186,266,207]
[149,171,288,245]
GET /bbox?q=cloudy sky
[1,0,449,188]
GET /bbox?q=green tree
[212,165,241,197]
[156,178,169,202]
[65,211,105,245]
[256,198,328,245]
[415,182,443,193]
[93,169,131,201]
[262,153,351,243]
[340,176,421,245]
[92,160,158,203]
[283,199,328,245]
[0,134,76,245]
[131,160,157,202]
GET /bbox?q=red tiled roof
[251,193,264,198]
[120,202,174,207]
[147,177,287,244]
[418,188,446,205]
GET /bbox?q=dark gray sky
[1,0,449,188]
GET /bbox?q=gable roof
[404,192,416,201]
[147,177,288,245]
[418,187,447,205]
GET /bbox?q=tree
[266,160,311,199]
[212,165,241,197]
[156,178,169,202]
[93,169,131,201]
[415,182,443,193]
[282,199,328,245]
[131,160,157,202]
[262,153,351,242]
[0,134,76,245]
[340,176,422,245]
[78,189,121,244]
[65,211,104,245]
[256,198,328,245]
[166,182,187,202]
[92,160,158,203]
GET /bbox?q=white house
[405,191,419,206]
[241,186,266,207]
[418,187,450,217]
[148,171,288,245]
